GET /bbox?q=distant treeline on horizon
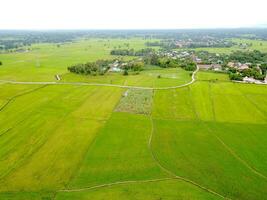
[1,28,267,51]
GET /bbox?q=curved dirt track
[58,178,175,192]
[0,65,199,90]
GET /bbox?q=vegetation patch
[115,89,153,115]
[70,112,166,188]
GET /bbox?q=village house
[238,64,249,70]
[109,60,122,72]
[227,62,235,68]
[243,76,256,83]
[243,76,265,84]
[175,42,183,48]
[212,64,222,71]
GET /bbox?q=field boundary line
[0,85,89,181]
[208,82,217,121]
[241,93,267,121]
[0,117,29,138]
[187,86,200,120]
[0,65,199,90]
[148,116,229,199]
[204,91,267,182]
[64,88,125,190]
[58,177,175,192]
[0,85,48,112]
[209,127,267,181]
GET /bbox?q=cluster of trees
[0,40,29,51]
[196,50,267,67]
[226,51,267,81]
[179,62,197,71]
[229,65,266,81]
[110,48,155,56]
[145,41,161,47]
[0,31,87,51]
[121,61,145,75]
[229,73,243,81]
[123,61,144,71]
[143,54,197,71]
[229,50,267,63]
[68,58,146,76]
[146,40,177,49]
[259,63,267,75]
[146,39,235,50]
[68,60,112,76]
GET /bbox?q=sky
[0,0,267,29]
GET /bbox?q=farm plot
[0,83,40,111]
[0,85,122,191]
[196,71,229,82]
[209,122,267,178]
[151,78,267,200]
[151,119,267,200]
[0,38,153,82]
[210,82,266,123]
[115,89,153,115]
[123,68,191,88]
[61,67,191,88]
[153,87,197,120]
[69,112,167,189]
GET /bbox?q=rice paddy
[0,38,267,200]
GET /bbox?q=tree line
[68,60,112,76]
[143,54,197,71]
[229,64,267,81]
[228,50,267,63]
[110,48,155,56]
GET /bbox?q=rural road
[0,65,199,90]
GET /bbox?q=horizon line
[1,27,267,31]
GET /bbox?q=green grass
[0,192,53,200]
[0,38,158,82]
[56,179,220,200]
[209,122,267,177]
[210,82,266,123]
[0,83,40,110]
[150,75,267,200]
[0,38,191,88]
[0,85,123,191]
[196,71,229,82]
[61,67,191,88]
[69,112,167,189]
[1,38,267,200]
[151,120,267,200]
[153,87,197,120]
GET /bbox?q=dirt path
[58,178,175,192]
[0,65,199,90]
[0,85,47,112]
[212,130,267,181]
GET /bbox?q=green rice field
[0,38,267,200]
